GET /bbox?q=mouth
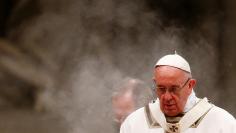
[164,104,176,110]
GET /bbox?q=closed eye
[157,87,166,92]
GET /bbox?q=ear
[188,78,196,90]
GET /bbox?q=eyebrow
[156,78,190,88]
[157,84,180,87]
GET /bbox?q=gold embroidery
[144,99,213,131]
[190,105,213,128]
[166,123,180,133]
[169,125,178,132]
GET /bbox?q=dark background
[0,0,236,133]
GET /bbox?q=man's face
[154,66,195,116]
[112,92,135,126]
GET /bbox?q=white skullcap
[155,53,191,73]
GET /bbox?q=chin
[165,112,178,116]
[163,109,179,116]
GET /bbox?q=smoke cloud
[4,0,225,132]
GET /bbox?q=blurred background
[0,0,236,133]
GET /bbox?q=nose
[163,91,173,101]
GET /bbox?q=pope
[120,53,236,133]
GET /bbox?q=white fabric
[120,98,236,133]
[184,91,197,112]
[149,99,167,130]
[155,54,191,73]
[179,98,212,133]
[145,98,212,133]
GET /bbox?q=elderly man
[120,54,236,133]
[112,78,154,130]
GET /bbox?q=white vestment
[120,98,236,133]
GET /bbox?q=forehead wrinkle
[154,66,190,85]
